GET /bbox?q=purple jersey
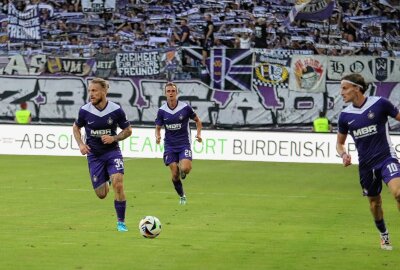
[155,101,197,151]
[338,96,399,169]
[75,101,130,156]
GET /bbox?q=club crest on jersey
[368,111,375,119]
[107,117,113,125]
[179,114,183,120]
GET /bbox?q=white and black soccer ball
[139,216,162,238]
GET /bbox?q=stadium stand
[0,0,399,57]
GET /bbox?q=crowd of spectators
[0,0,399,58]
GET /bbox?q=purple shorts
[87,150,124,189]
[163,146,192,166]
[359,157,400,197]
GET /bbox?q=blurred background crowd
[0,0,399,57]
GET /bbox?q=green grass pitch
[0,155,399,269]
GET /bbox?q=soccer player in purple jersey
[72,78,132,232]
[155,82,203,205]
[336,73,400,250]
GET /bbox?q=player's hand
[79,144,91,155]
[342,153,352,167]
[195,135,202,143]
[101,135,115,144]
[156,135,161,144]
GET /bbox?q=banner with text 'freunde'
[7,3,41,41]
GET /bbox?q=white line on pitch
[0,186,360,199]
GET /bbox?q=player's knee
[172,174,179,181]
[97,194,107,199]
[181,162,192,173]
[95,184,108,199]
[370,199,382,210]
[393,190,400,203]
[95,191,107,199]
[111,176,124,192]
[171,169,179,179]
[184,165,192,174]
[112,181,123,193]
[171,174,180,181]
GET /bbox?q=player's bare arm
[72,122,91,155]
[155,125,162,144]
[395,112,400,121]
[101,126,132,144]
[336,132,352,167]
[194,116,203,143]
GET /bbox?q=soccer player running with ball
[155,82,202,205]
[72,78,132,232]
[336,73,400,250]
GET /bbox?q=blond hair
[91,77,109,90]
[164,82,178,92]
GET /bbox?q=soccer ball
[139,216,162,238]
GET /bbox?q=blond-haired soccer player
[73,78,132,231]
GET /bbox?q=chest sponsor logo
[91,129,112,137]
[165,123,182,130]
[352,125,377,139]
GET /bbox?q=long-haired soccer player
[336,73,400,250]
[72,78,132,232]
[155,82,202,205]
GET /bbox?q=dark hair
[20,102,27,110]
[341,73,367,94]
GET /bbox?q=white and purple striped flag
[285,0,312,26]
[285,0,336,25]
[296,0,336,21]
